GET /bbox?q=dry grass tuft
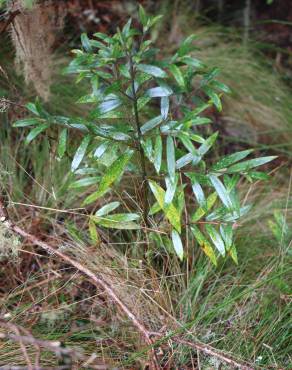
[10,0,66,101]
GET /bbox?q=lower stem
[129,55,149,227]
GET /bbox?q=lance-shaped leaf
[25,124,49,145]
[160,96,169,119]
[138,4,147,26]
[169,64,185,87]
[205,224,225,256]
[137,64,167,78]
[88,219,100,245]
[209,174,233,210]
[141,115,163,135]
[167,136,176,183]
[191,226,217,266]
[229,245,238,264]
[191,180,206,210]
[153,135,162,174]
[13,117,42,127]
[71,135,91,172]
[203,86,222,111]
[177,34,197,56]
[212,149,253,171]
[57,128,67,158]
[176,153,201,169]
[220,224,233,251]
[146,85,173,97]
[227,156,277,174]
[181,56,205,69]
[83,150,133,205]
[165,175,178,205]
[192,192,217,222]
[95,201,120,216]
[69,176,100,189]
[198,132,218,156]
[149,180,181,232]
[171,230,184,261]
[91,213,140,230]
[94,142,109,158]
[97,94,121,114]
[81,33,92,52]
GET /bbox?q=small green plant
[14,6,276,265]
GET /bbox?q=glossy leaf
[212,149,253,171]
[209,174,233,209]
[160,96,169,119]
[167,136,176,183]
[205,224,225,256]
[171,230,184,261]
[141,115,163,134]
[191,180,206,209]
[137,64,167,78]
[146,85,173,97]
[153,135,162,173]
[71,135,91,172]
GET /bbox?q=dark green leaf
[212,149,253,171]
[25,124,49,145]
[169,64,185,87]
[227,156,277,173]
[13,118,42,127]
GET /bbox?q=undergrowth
[0,7,291,370]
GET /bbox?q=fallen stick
[173,337,254,370]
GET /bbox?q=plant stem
[128,54,149,226]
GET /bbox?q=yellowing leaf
[191,225,217,266]
[149,180,181,233]
[83,150,133,205]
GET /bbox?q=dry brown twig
[0,198,255,370]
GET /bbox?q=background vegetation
[0,1,291,369]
